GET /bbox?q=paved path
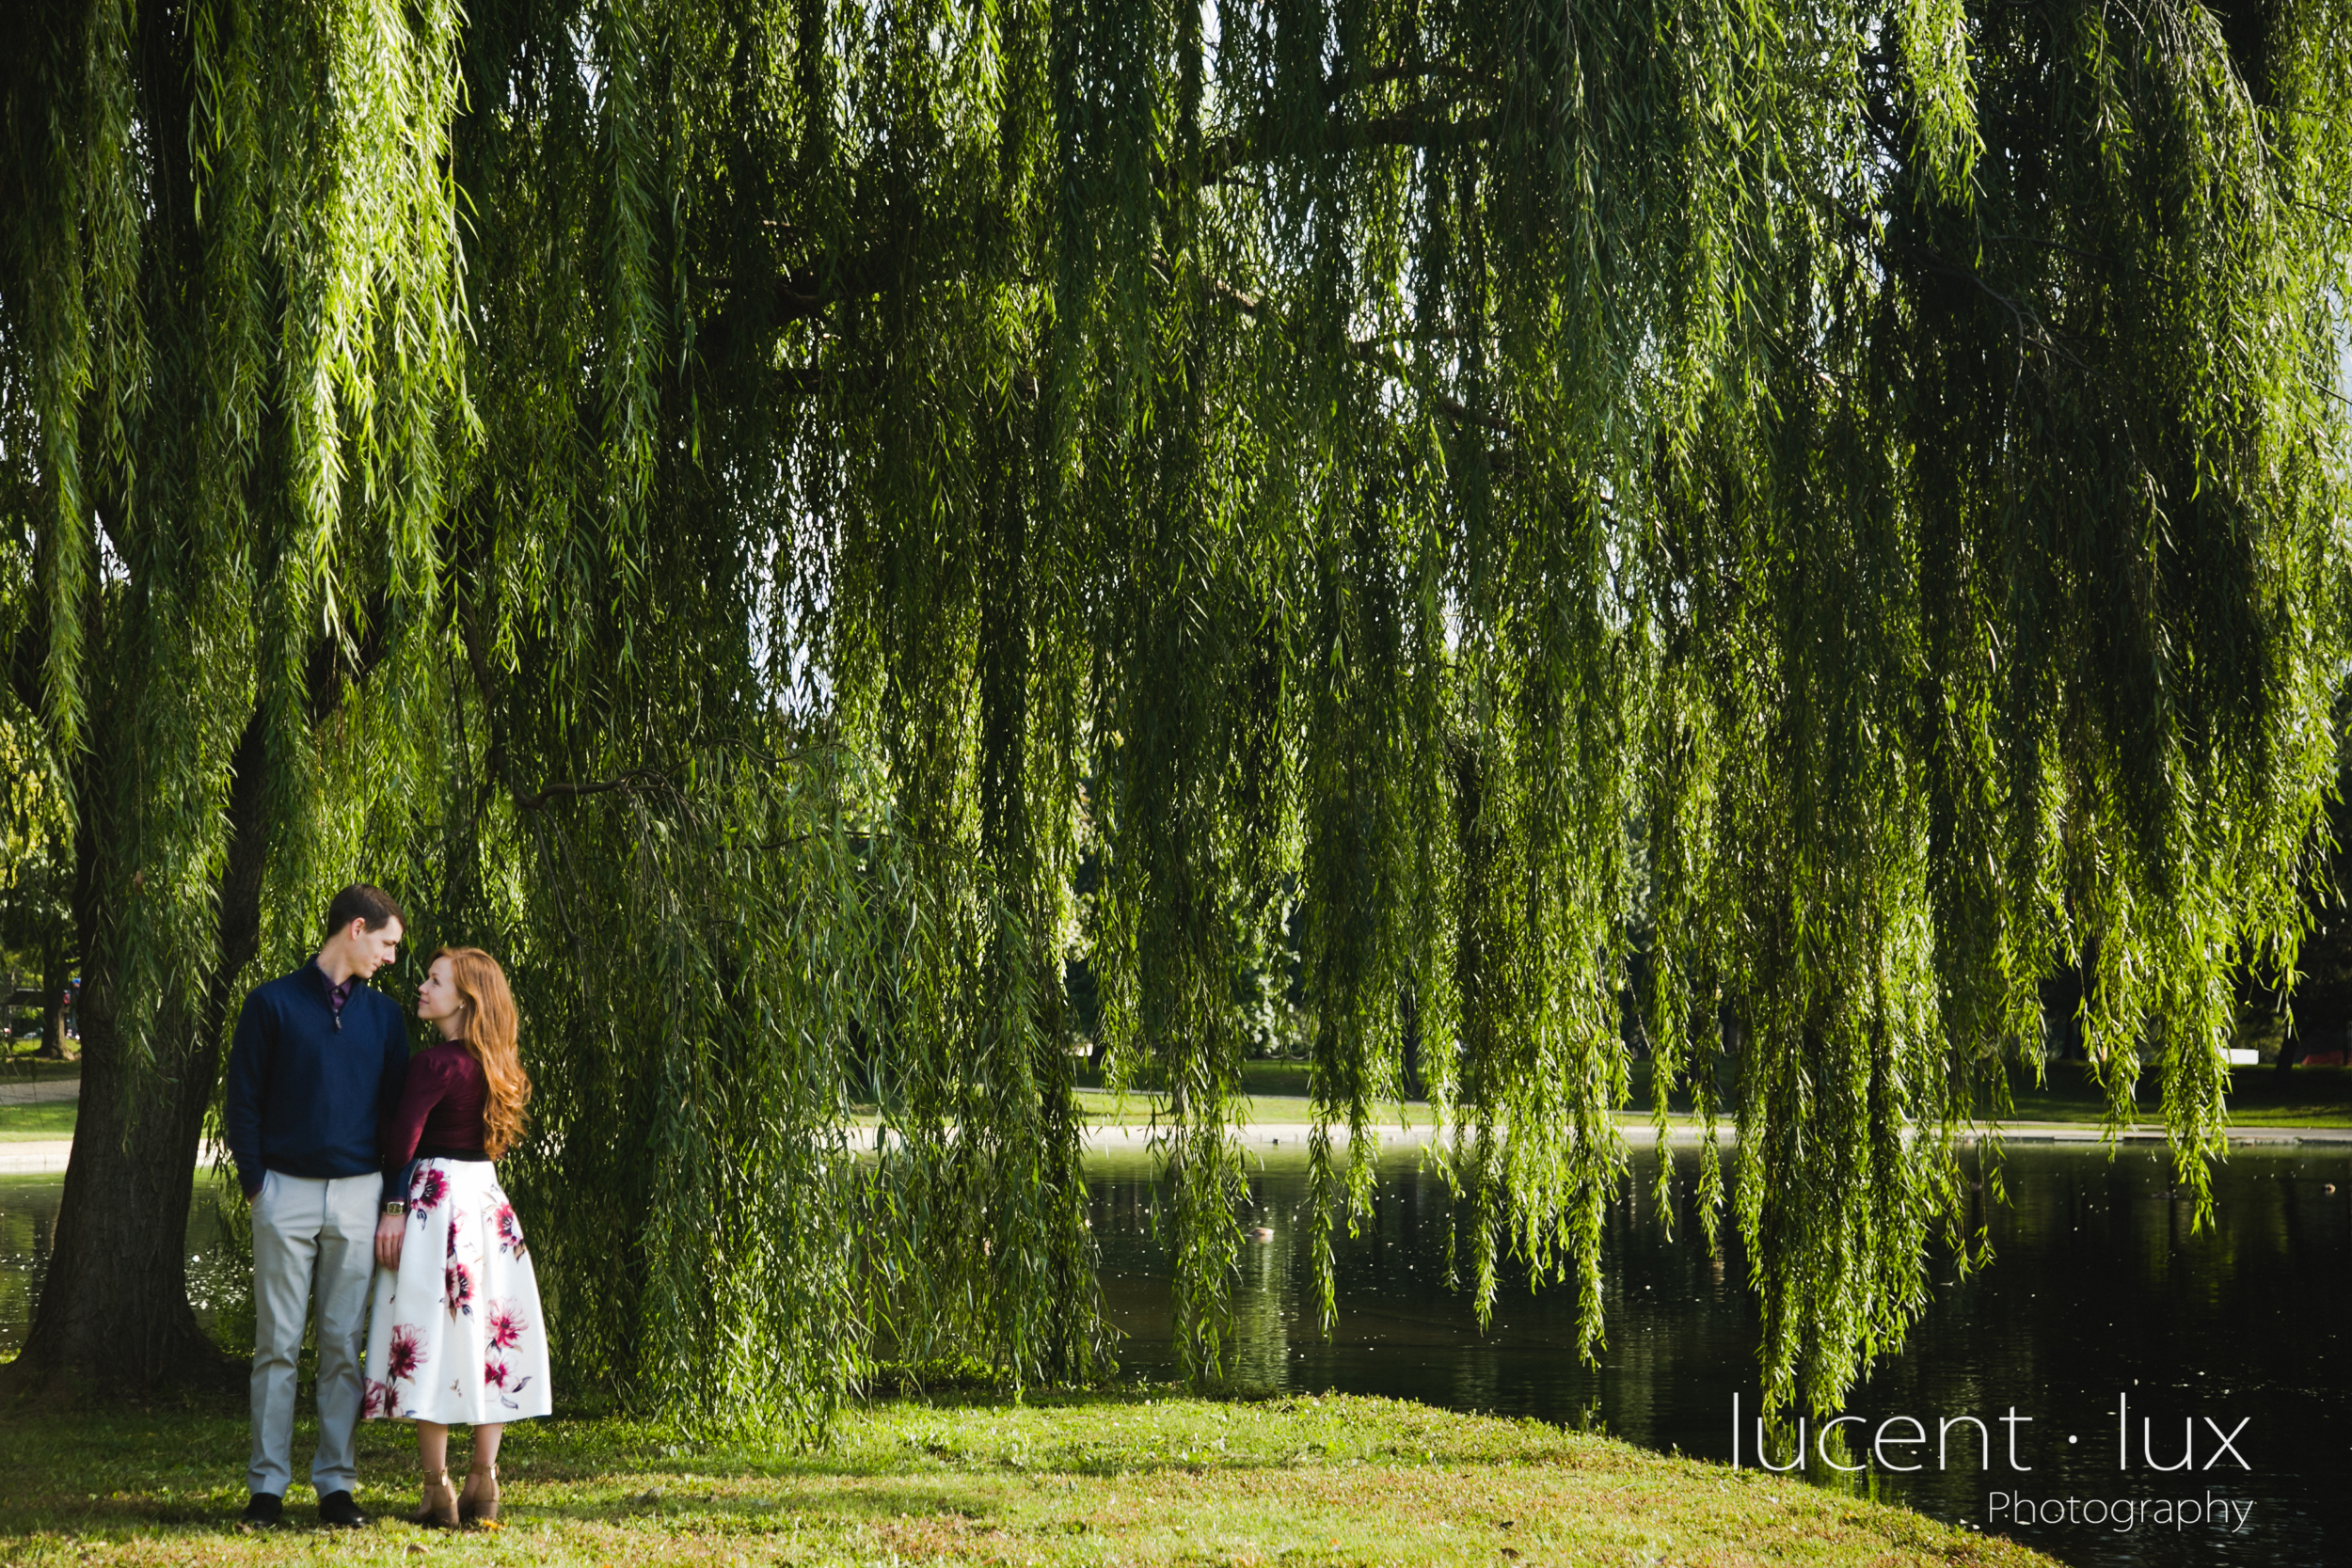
[0,1074,80,1107]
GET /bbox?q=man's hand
[244,1186,261,1204]
[374,1214,405,1271]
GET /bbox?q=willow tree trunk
[0,709,271,1401]
[37,942,70,1059]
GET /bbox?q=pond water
[0,1175,254,1364]
[1090,1139,2352,1568]
[6,1140,2347,1568]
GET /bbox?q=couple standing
[224,884,551,1529]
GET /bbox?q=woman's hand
[374,1213,405,1271]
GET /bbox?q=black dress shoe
[317,1490,370,1528]
[239,1492,283,1528]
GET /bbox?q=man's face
[353,917,404,977]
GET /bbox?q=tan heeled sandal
[458,1463,500,1526]
[413,1466,458,1528]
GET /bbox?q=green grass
[1616,1058,2352,1130]
[1066,1059,2352,1131]
[0,1053,81,1083]
[856,1061,1442,1132]
[0,1393,2055,1567]
[1070,1063,1375,1130]
[0,1099,76,1141]
[1988,1062,2352,1128]
[1069,1088,1436,1130]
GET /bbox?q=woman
[364,947,550,1528]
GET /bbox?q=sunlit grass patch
[0,1101,76,1141]
[0,1392,2058,1566]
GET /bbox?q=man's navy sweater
[224,960,409,1196]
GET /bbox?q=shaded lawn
[1990,1062,2352,1129]
[0,1392,2058,1567]
[1627,1058,2352,1130]
[1067,1061,2352,1132]
[1069,1090,1436,1130]
[0,1055,81,1083]
[0,1100,77,1141]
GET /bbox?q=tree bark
[0,706,272,1402]
[37,938,71,1059]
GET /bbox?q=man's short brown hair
[324,883,406,938]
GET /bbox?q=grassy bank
[1067,1063,1424,1131]
[1992,1061,2352,1127]
[0,1392,2051,1568]
[0,1054,80,1082]
[0,1101,76,1141]
[1063,1058,2352,1131]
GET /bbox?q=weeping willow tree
[3,0,2349,1427]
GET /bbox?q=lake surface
[0,1174,253,1364]
[7,1139,2347,1567]
[1089,1139,2352,1568]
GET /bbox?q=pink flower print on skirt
[493,1201,529,1259]
[364,1158,551,1424]
[484,1354,533,1403]
[409,1166,449,1214]
[485,1299,528,1351]
[444,1258,476,1318]
[385,1323,423,1384]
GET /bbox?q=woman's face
[415,956,466,1030]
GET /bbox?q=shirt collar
[304,958,362,1014]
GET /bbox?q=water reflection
[1092,1142,2351,1568]
[0,1178,59,1359]
[0,1173,252,1361]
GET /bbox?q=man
[224,884,410,1528]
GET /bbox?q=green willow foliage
[5,0,2351,1427]
[0,0,464,1047]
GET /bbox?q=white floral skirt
[362,1157,552,1425]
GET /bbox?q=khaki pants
[248,1170,378,1497]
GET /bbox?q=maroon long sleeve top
[381,1040,490,1172]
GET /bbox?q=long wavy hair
[434,946,531,1159]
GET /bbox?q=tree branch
[2285,193,2352,228]
[3,622,40,720]
[303,590,393,725]
[1431,388,1514,436]
[514,768,667,811]
[770,241,903,325]
[1820,194,2091,376]
[1200,273,1520,448]
[454,524,511,819]
[1196,112,1497,186]
[1329,63,1502,98]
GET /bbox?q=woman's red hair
[433,946,531,1159]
